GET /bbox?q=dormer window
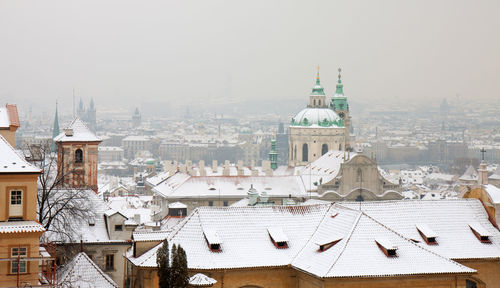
[468,222,491,243]
[416,224,437,245]
[203,228,222,252]
[316,237,342,252]
[75,149,83,163]
[375,238,398,257]
[268,227,288,249]
[88,218,95,226]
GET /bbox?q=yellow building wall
[0,174,39,221]
[194,267,296,288]
[456,259,500,288]
[0,128,17,148]
[0,232,43,287]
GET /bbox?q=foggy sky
[0,0,499,113]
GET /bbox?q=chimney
[199,160,206,176]
[223,160,230,176]
[237,160,244,176]
[248,184,258,206]
[212,160,218,173]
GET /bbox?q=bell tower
[308,66,327,108]
[331,68,351,150]
[54,118,101,192]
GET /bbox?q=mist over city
[0,1,499,288]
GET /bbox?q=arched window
[75,149,83,163]
[294,145,297,160]
[321,144,328,155]
[318,99,321,106]
[313,99,316,106]
[302,143,308,162]
[339,143,342,151]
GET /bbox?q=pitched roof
[298,150,354,188]
[459,165,478,181]
[0,135,41,173]
[58,252,118,288]
[127,203,480,278]
[484,184,500,204]
[0,221,45,234]
[339,199,500,260]
[54,118,101,142]
[489,167,500,180]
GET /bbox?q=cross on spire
[480,148,486,161]
[338,67,342,83]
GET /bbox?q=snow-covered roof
[0,135,41,173]
[127,203,477,278]
[459,165,478,181]
[154,175,307,199]
[169,202,187,209]
[484,184,500,204]
[291,108,343,128]
[54,118,101,142]
[145,171,170,187]
[189,273,217,286]
[0,221,45,234]
[339,199,500,260]
[133,230,170,242]
[298,150,356,189]
[489,167,500,180]
[58,252,118,288]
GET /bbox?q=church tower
[54,118,101,192]
[331,68,351,150]
[308,66,327,108]
[51,101,60,152]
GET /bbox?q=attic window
[88,218,95,226]
[208,185,216,191]
[316,237,342,252]
[203,228,222,252]
[267,227,288,249]
[375,238,398,257]
[468,222,491,243]
[416,224,437,245]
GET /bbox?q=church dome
[291,108,344,128]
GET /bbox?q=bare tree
[23,141,94,242]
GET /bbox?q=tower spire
[316,65,320,83]
[52,100,60,152]
[335,67,344,95]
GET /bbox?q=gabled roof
[58,252,118,288]
[293,206,473,278]
[489,167,500,180]
[0,103,20,128]
[127,203,480,278]
[54,118,101,142]
[0,135,41,173]
[459,165,478,181]
[339,199,500,260]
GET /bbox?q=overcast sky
[0,0,499,113]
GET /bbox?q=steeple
[51,101,60,152]
[269,137,278,170]
[309,65,326,108]
[311,65,325,96]
[335,68,344,95]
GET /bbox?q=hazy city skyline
[1,0,499,113]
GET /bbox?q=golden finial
[316,65,320,79]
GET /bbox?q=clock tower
[330,68,351,150]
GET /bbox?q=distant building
[77,98,97,132]
[54,118,101,192]
[132,107,141,128]
[289,68,349,167]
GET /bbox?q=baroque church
[289,68,350,167]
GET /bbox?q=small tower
[269,137,278,170]
[54,118,101,192]
[309,66,327,108]
[132,107,141,128]
[87,98,97,132]
[331,68,351,150]
[51,101,60,152]
[478,148,488,185]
